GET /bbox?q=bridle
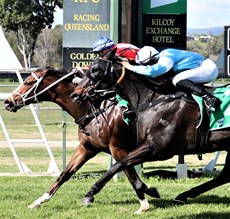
[11,70,76,106]
[82,58,125,100]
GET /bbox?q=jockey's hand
[74,66,85,74]
[120,57,128,62]
[120,60,134,71]
[72,77,83,84]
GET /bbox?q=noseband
[11,70,76,106]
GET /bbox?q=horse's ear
[109,47,117,59]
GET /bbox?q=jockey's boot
[176,79,221,112]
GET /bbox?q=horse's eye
[89,64,103,80]
[93,72,102,80]
[24,81,34,86]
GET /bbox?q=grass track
[1,176,230,219]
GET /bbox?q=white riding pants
[172,59,218,86]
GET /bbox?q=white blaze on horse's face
[4,71,43,112]
[13,72,43,103]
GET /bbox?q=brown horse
[4,66,159,214]
[72,50,230,211]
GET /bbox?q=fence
[0,70,61,174]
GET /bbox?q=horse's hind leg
[123,166,160,199]
[28,144,97,208]
[82,143,154,213]
[174,151,230,204]
[82,164,157,214]
[123,166,160,214]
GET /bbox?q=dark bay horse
[72,51,230,211]
[4,66,159,214]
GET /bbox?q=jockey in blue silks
[121,46,221,112]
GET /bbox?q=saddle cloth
[116,93,130,125]
[193,85,230,130]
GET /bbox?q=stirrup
[204,96,221,113]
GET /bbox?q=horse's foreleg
[174,152,230,204]
[28,144,97,208]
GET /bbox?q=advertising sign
[63,0,111,69]
[142,0,187,50]
[143,0,187,14]
[63,0,110,48]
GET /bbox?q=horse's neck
[52,82,115,122]
[122,76,156,107]
[51,82,89,120]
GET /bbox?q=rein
[12,70,76,105]
[75,95,117,129]
[85,60,125,98]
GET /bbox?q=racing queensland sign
[63,0,111,69]
[142,0,187,50]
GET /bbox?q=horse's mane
[35,66,75,81]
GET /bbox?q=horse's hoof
[28,202,40,209]
[173,194,187,204]
[148,187,160,198]
[82,196,94,206]
[134,199,150,215]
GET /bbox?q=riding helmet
[92,36,115,52]
[136,46,159,64]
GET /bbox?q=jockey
[121,46,221,112]
[72,36,139,84]
[91,36,139,61]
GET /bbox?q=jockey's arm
[121,57,174,78]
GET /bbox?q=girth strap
[195,108,210,159]
[136,92,185,113]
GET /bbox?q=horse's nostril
[70,92,78,99]
[72,95,79,102]
[4,99,9,105]
[88,88,95,96]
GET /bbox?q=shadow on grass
[148,194,230,209]
[143,169,220,179]
[72,170,106,179]
[109,194,230,208]
[175,212,230,219]
[189,194,230,205]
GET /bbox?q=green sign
[143,0,187,14]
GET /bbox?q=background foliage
[0,0,63,69]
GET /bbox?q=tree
[0,0,63,70]
[33,25,62,67]
[187,33,224,61]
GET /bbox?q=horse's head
[71,49,122,103]
[4,66,74,112]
